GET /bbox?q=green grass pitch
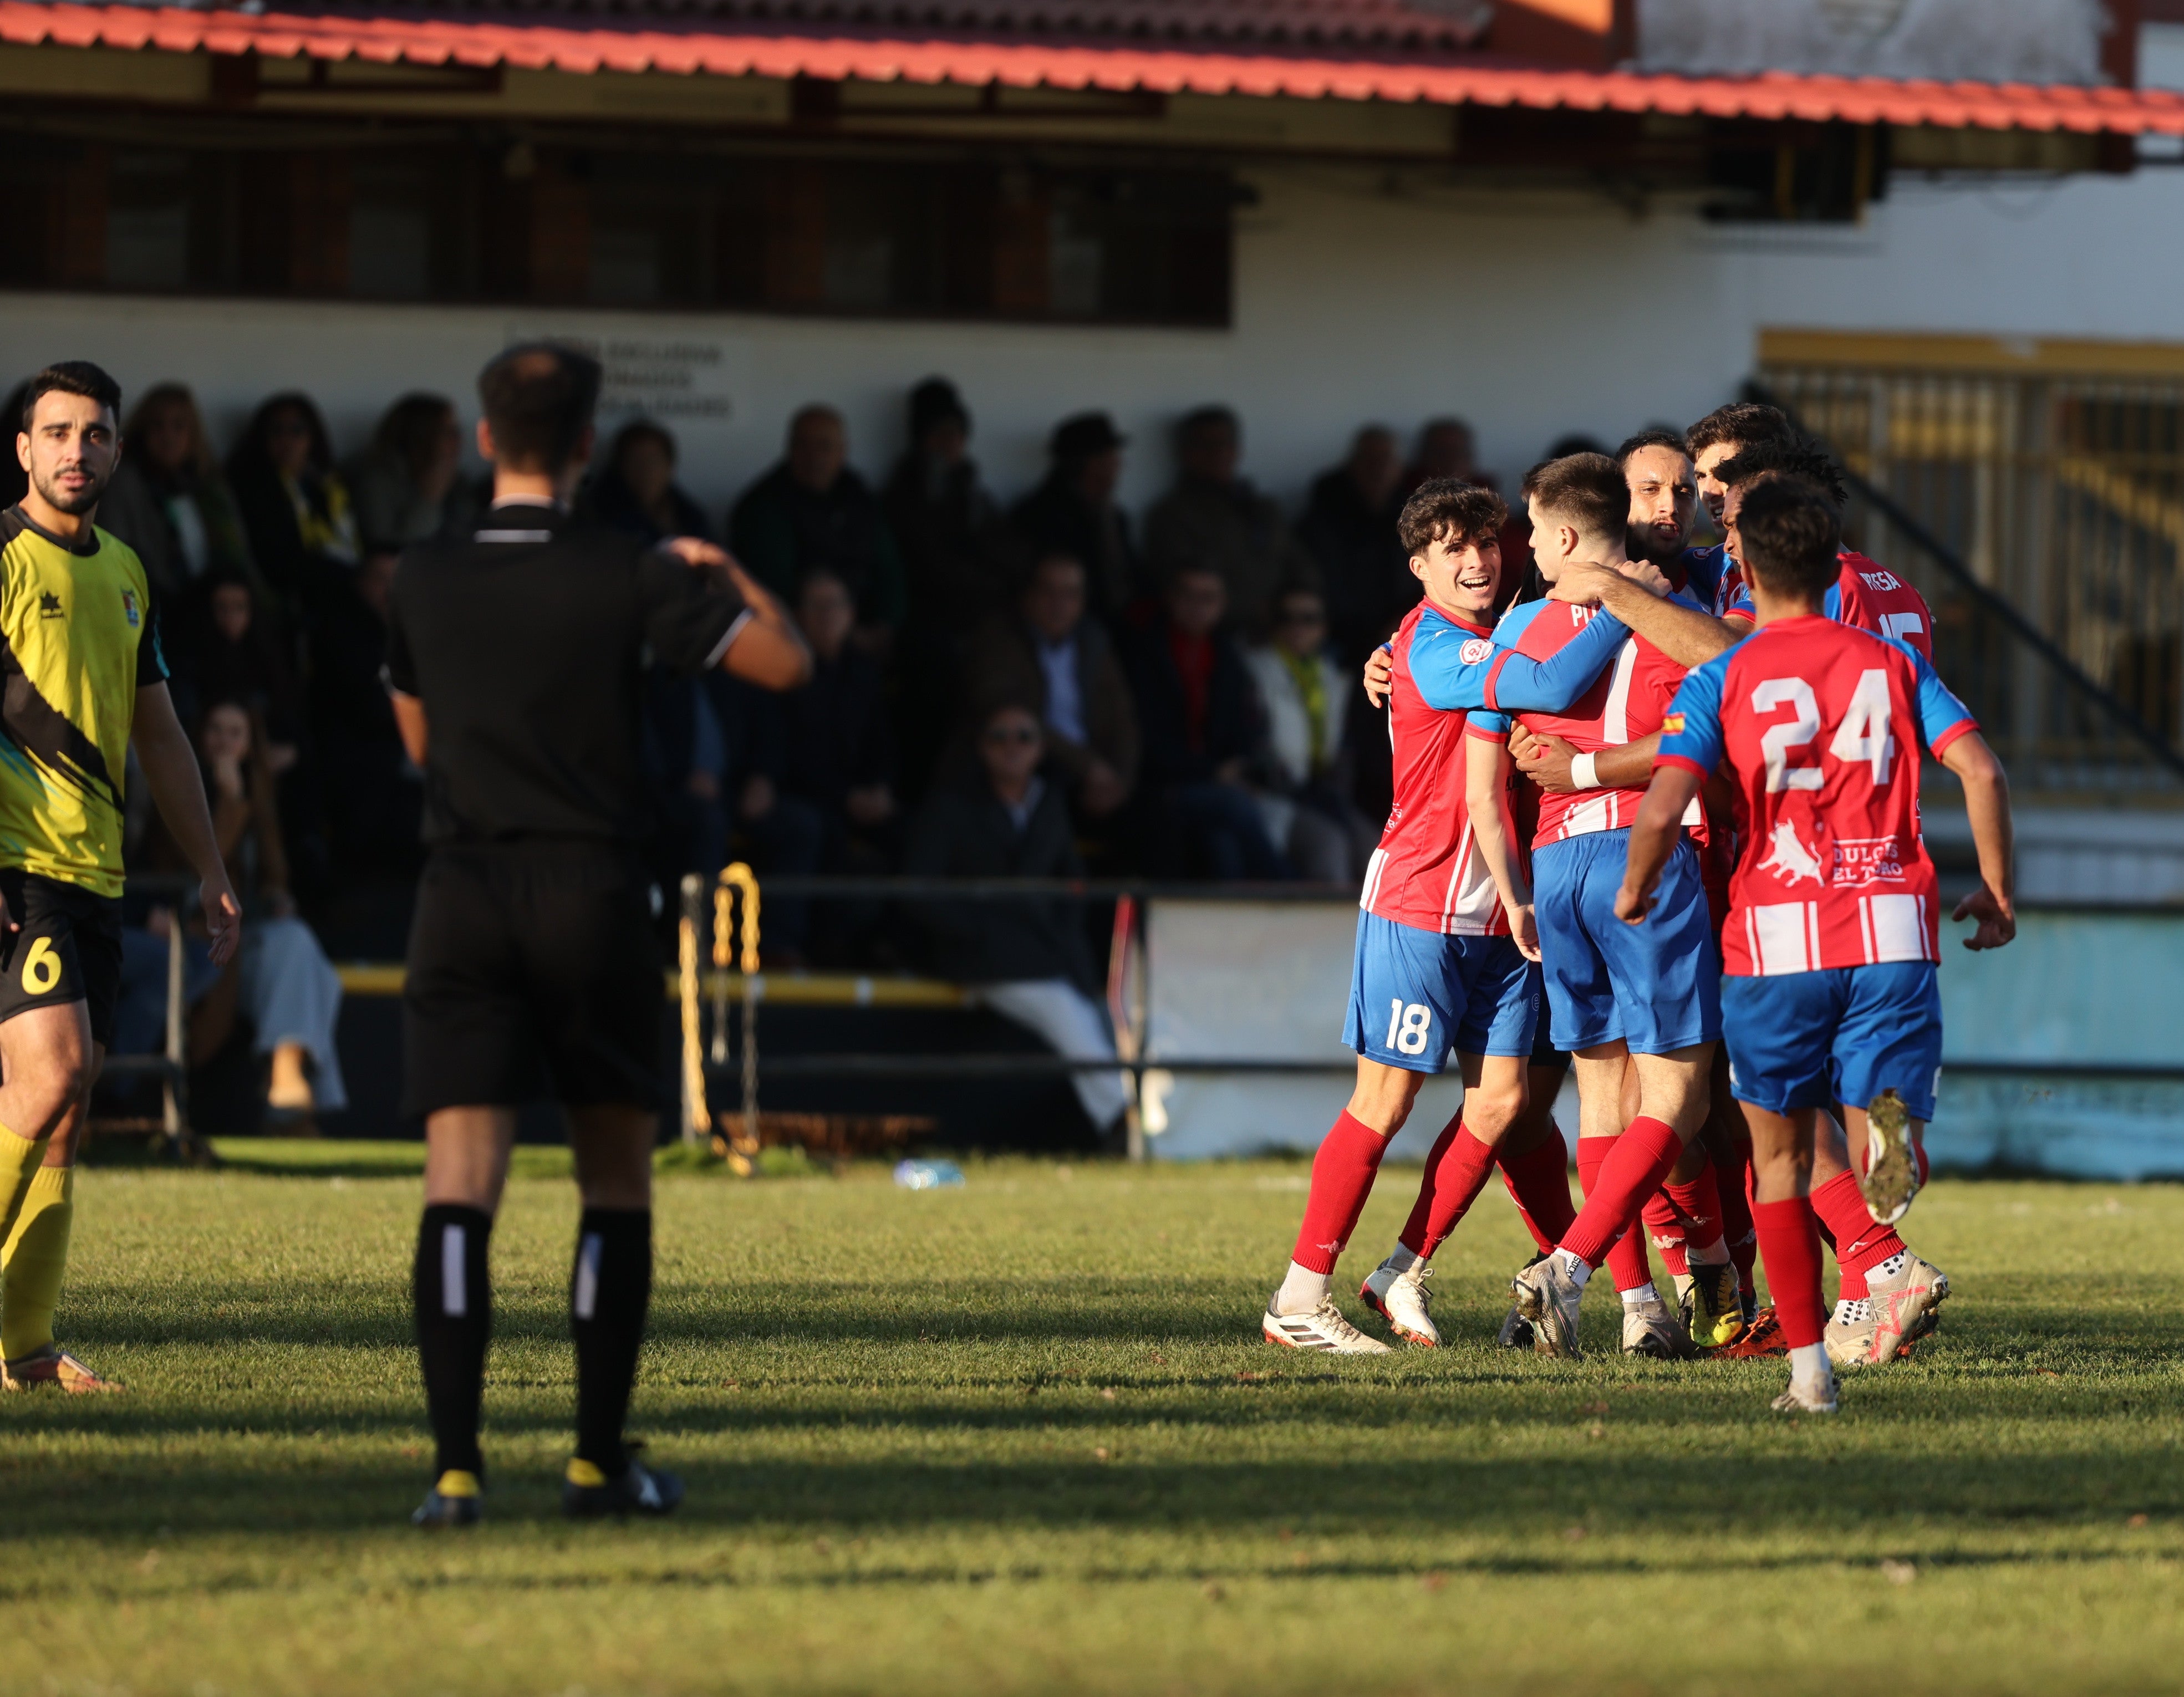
[6,1142,2182,1696]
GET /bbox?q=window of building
[0,126,1234,328]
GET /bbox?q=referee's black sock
[571,1207,652,1474]
[414,1204,494,1481]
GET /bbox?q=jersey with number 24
[1655,615,1976,978]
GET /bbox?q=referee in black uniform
[386,344,808,1527]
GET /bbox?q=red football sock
[1663,1164,1727,1256]
[1810,1172,1907,1278]
[1290,1112,1390,1275]
[1579,1138,1663,1291]
[1498,1125,1577,1252]
[1397,1117,1497,1260]
[1643,1189,1690,1277]
[1564,1118,1683,1270]
[1752,1197,1826,1348]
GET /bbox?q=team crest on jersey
[1459,638,1491,665]
[1830,835,1907,883]
[37,591,62,620]
[121,590,140,628]
[1758,822,1824,887]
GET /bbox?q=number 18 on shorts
[1341,911,1540,1073]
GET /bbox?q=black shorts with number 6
[0,871,125,1048]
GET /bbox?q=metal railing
[1751,369,2184,801]
[673,869,1363,1167]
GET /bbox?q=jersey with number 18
[1656,615,1976,977]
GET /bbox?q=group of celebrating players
[1263,402,2019,1416]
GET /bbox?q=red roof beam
[4,2,2184,134]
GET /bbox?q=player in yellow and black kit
[0,363,239,1393]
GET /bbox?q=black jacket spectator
[227,393,360,609]
[308,547,420,873]
[1143,406,1317,639]
[1126,597,1267,789]
[1298,426,1413,664]
[883,378,1008,633]
[584,421,711,545]
[904,770,1092,988]
[101,384,259,604]
[731,405,905,633]
[1007,412,1140,622]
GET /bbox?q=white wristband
[1570,751,1601,790]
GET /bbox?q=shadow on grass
[5,1450,2178,1546]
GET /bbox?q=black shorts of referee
[402,842,661,1117]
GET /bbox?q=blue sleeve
[1722,579,1754,620]
[1424,607,1633,712]
[1898,639,1976,750]
[1469,709,1510,736]
[1656,657,1727,774]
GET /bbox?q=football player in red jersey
[1620,473,2015,1410]
[1478,456,1728,1362]
[1264,481,1634,1352]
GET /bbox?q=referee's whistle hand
[201,880,243,967]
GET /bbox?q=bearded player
[0,363,241,1392]
[1618,471,2014,1409]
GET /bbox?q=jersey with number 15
[1656,615,1977,978]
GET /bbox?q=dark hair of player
[1520,452,1625,542]
[1687,400,1794,460]
[21,361,121,431]
[1735,473,1842,601]
[477,343,603,474]
[1397,477,1506,557]
[1715,436,1849,504]
[1615,427,1690,465]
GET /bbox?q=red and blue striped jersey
[1717,548,1937,661]
[1475,583,1708,848]
[1361,597,1633,932]
[1656,615,1977,977]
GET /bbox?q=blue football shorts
[1720,960,1942,1120]
[1531,829,1721,1056]
[1342,910,1541,1073]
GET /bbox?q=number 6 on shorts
[21,935,59,995]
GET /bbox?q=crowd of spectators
[2,369,1549,1125]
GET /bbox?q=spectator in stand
[99,383,258,602]
[308,543,420,875]
[585,419,710,542]
[581,420,727,889]
[345,393,473,547]
[1144,406,1317,640]
[884,378,1006,800]
[773,569,899,860]
[1245,585,1376,885]
[227,393,359,607]
[1008,412,1139,623]
[1406,416,1479,493]
[145,701,346,1125]
[170,567,305,781]
[905,699,1130,1143]
[0,380,28,509]
[1299,424,1411,664]
[1125,563,1289,881]
[884,377,1006,633]
[731,404,906,647]
[963,553,1137,827]
[1408,414,1532,588]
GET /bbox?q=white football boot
[1262,1298,1393,1354]
[1360,1257,1439,1347]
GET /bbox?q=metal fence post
[718,863,762,1174]
[677,874,707,1147]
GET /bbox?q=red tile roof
[9,0,2184,134]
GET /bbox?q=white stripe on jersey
[1602,638,1640,743]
